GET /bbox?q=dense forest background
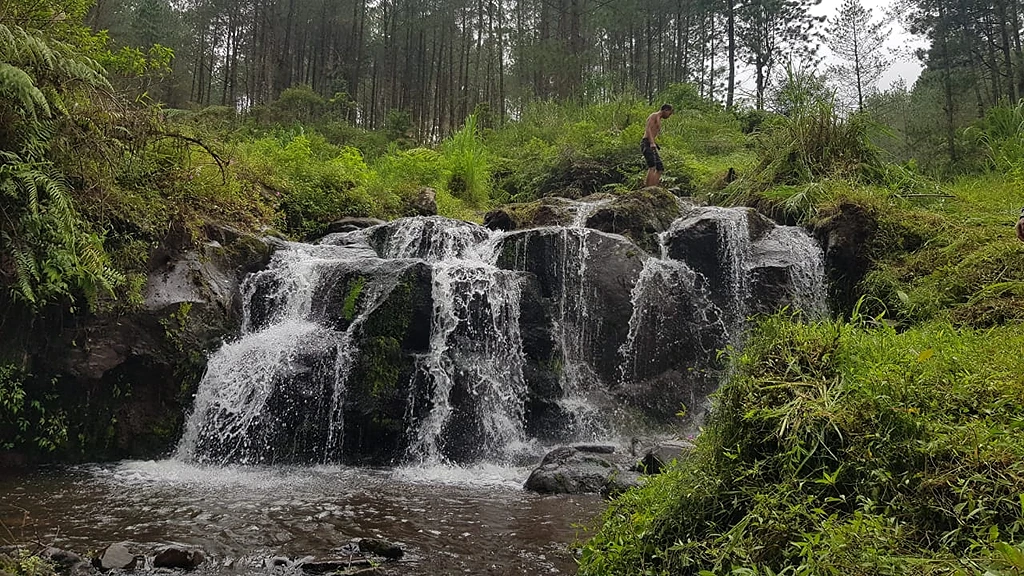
[83,0,1024,157]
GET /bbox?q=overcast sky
[813,0,927,88]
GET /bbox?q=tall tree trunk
[727,0,735,109]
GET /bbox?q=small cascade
[176,240,405,464]
[617,234,726,391]
[395,220,530,465]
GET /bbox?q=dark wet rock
[524,446,635,495]
[358,538,404,560]
[637,440,695,474]
[41,547,85,571]
[497,229,644,388]
[410,186,438,216]
[812,202,878,313]
[0,222,272,465]
[664,206,818,318]
[95,543,137,572]
[325,217,387,235]
[584,187,684,253]
[153,547,205,570]
[601,470,643,498]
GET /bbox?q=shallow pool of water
[0,460,603,575]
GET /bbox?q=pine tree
[826,0,890,111]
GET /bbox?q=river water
[0,461,603,575]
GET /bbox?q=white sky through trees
[814,0,926,88]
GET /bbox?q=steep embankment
[579,175,1024,575]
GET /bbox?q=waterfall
[176,206,827,467]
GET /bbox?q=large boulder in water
[524,445,639,495]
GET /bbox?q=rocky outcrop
[812,202,878,313]
[584,187,686,253]
[0,223,272,464]
[484,195,608,231]
[484,189,685,256]
[496,228,645,388]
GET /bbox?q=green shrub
[752,100,880,186]
[442,114,491,208]
[0,364,68,453]
[580,315,1024,575]
[965,101,1024,181]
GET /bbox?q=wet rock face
[495,228,645,387]
[0,224,272,465]
[813,202,878,313]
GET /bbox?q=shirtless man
[641,104,674,187]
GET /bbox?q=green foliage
[0,22,126,308]
[236,132,387,236]
[0,550,56,576]
[580,315,1024,575]
[0,364,68,453]
[442,114,491,208]
[965,101,1024,182]
[752,100,879,186]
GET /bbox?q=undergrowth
[579,314,1024,575]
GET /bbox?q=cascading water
[177,205,827,468]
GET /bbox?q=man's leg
[646,168,658,187]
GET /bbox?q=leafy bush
[442,114,491,208]
[580,315,1024,575]
[236,132,390,236]
[965,101,1024,181]
[0,364,67,453]
[752,100,879,186]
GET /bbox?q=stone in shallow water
[358,538,404,560]
[94,543,137,572]
[153,547,205,570]
[524,446,636,495]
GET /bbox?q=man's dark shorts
[641,138,663,172]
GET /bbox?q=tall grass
[579,314,1024,575]
[442,114,491,208]
[753,100,879,186]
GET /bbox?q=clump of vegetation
[0,550,56,576]
[579,314,1024,575]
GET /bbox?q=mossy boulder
[584,187,685,253]
[484,195,614,231]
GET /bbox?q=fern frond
[0,63,50,120]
